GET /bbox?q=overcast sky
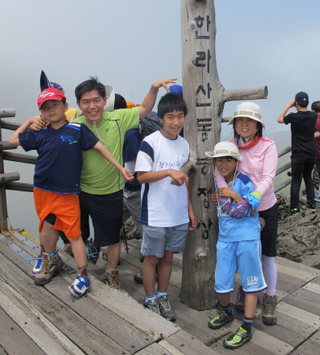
[1,0,320,236]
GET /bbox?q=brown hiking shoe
[235,286,245,312]
[34,252,64,286]
[103,269,120,289]
[262,294,277,325]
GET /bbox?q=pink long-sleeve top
[214,136,278,212]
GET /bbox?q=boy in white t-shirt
[135,93,196,321]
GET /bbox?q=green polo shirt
[74,107,139,195]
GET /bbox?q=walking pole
[122,222,129,253]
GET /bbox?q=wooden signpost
[180,0,267,310]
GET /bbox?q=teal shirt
[74,107,139,195]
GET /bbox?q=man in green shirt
[74,77,177,288]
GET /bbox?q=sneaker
[34,252,64,286]
[32,254,43,275]
[158,294,176,321]
[69,274,91,297]
[134,271,143,284]
[235,286,245,312]
[223,326,252,349]
[307,204,316,212]
[290,207,299,215]
[144,297,160,315]
[103,269,120,289]
[262,294,277,325]
[85,240,99,263]
[64,243,73,257]
[208,308,233,329]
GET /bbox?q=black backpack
[139,111,162,138]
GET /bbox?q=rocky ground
[122,169,320,270]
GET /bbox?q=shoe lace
[107,271,120,288]
[147,299,160,313]
[264,296,276,314]
[159,296,171,311]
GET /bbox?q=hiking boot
[134,271,143,284]
[235,286,245,312]
[144,297,160,315]
[262,294,277,325]
[34,252,64,286]
[69,274,91,297]
[103,269,120,289]
[64,243,73,257]
[223,326,252,349]
[158,294,176,321]
[208,309,233,329]
[290,207,299,215]
[85,240,99,263]
[32,254,43,275]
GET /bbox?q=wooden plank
[254,317,306,348]
[44,276,156,352]
[291,331,320,355]
[281,288,320,316]
[0,307,45,355]
[0,281,83,355]
[276,302,320,331]
[135,342,178,355]
[166,329,220,355]
[275,257,320,277]
[209,326,293,355]
[0,246,130,355]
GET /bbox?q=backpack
[139,111,162,138]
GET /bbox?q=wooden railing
[0,108,36,232]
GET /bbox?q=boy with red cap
[9,88,133,297]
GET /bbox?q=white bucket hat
[205,141,242,162]
[104,84,115,111]
[228,102,265,129]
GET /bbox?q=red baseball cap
[37,88,66,110]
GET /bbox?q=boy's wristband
[150,87,158,94]
[251,190,261,201]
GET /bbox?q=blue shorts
[141,223,189,258]
[215,240,267,294]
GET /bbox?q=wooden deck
[1,230,320,354]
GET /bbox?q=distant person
[311,101,320,198]
[9,88,133,297]
[278,92,317,213]
[135,93,196,321]
[215,102,279,326]
[72,77,177,289]
[207,141,266,350]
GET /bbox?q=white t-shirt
[135,130,189,227]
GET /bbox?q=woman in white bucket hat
[214,102,279,326]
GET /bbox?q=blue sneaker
[68,275,91,297]
[32,254,42,275]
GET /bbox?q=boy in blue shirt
[9,88,133,297]
[206,141,266,349]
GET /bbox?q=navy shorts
[259,203,278,257]
[79,190,123,248]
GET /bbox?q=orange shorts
[33,188,81,239]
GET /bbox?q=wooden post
[0,108,16,233]
[180,0,268,310]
